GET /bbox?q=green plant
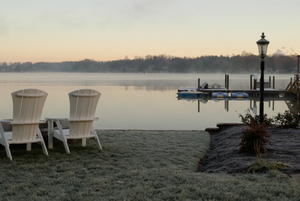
[240,123,270,156]
[239,110,273,126]
[274,110,300,128]
[247,160,289,173]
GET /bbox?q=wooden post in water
[272,100,275,111]
[269,76,271,88]
[225,74,229,89]
[272,76,275,89]
[227,74,229,89]
[198,100,200,113]
[250,74,253,90]
[254,79,257,90]
[198,78,200,89]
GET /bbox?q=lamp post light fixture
[256,32,270,123]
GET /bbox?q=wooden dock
[178,73,300,113]
[195,88,289,98]
[178,74,298,99]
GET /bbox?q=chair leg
[82,139,86,147]
[1,125,12,160]
[4,142,13,161]
[26,143,32,151]
[40,140,49,156]
[47,119,54,149]
[37,129,48,156]
[62,137,70,154]
[94,134,102,150]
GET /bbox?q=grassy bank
[200,126,300,174]
[0,130,299,201]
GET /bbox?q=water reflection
[179,97,299,117]
[0,73,296,130]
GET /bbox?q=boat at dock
[177,89,207,99]
[212,92,230,98]
[231,92,249,98]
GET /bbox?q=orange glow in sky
[0,0,299,62]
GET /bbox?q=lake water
[0,73,295,130]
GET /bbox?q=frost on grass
[0,130,299,201]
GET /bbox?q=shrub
[274,110,300,128]
[239,111,273,127]
[239,123,270,156]
[247,160,289,173]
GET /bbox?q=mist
[0,54,298,73]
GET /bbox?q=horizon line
[1,53,299,64]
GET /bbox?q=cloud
[0,16,8,35]
[0,0,180,33]
[130,0,177,17]
[273,49,285,56]
[273,47,296,56]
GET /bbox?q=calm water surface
[0,73,294,130]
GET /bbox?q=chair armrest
[46,118,69,129]
[10,120,46,125]
[1,119,46,125]
[69,117,99,122]
[46,117,98,122]
[46,118,68,121]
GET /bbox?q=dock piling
[225,74,229,89]
[254,79,257,90]
[273,76,275,89]
[269,76,271,88]
[250,74,253,90]
[227,74,229,89]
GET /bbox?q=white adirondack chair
[48,89,102,154]
[0,89,48,160]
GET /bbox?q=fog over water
[0,73,294,130]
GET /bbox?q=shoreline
[201,124,300,174]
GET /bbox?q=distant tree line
[0,55,298,73]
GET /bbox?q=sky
[0,0,300,62]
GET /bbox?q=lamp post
[256,32,270,123]
[297,55,300,107]
[297,55,300,77]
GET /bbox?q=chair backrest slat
[69,89,100,137]
[11,89,47,142]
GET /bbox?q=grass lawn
[0,130,299,201]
